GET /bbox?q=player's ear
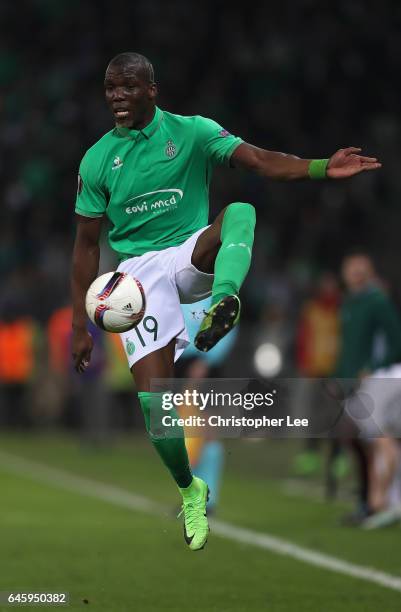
[148,82,157,100]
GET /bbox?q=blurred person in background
[0,300,41,428]
[175,297,239,514]
[293,273,346,492]
[104,333,140,433]
[48,304,110,445]
[335,251,401,526]
[296,273,340,380]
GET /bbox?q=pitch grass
[1,433,401,611]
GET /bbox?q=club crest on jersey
[125,338,135,356]
[165,139,177,158]
[112,156,123,170]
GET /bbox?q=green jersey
[75,107,243,259]
[335,285,401,377]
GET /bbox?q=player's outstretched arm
[231,143,381,180]
[71,215,102,373]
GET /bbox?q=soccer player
[71,52,381,551]
[336,252,401,526]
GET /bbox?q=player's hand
[327,147,381,178]
[72,327,94,373]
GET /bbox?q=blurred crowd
[1,1,401,326]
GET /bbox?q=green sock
[138,391,193,488]
[179,477,200,500]
[212,202,256,305]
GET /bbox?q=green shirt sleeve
[75,152,107,218]
[195,116,243,166]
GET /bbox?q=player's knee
[222,203,256,241]
[224,202,256,228]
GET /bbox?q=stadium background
[1,2,401,611]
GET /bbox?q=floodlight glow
[253,342,282,378]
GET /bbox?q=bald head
[104,52,157,130]
[107,52,155,84]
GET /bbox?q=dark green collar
[115,107,163,140]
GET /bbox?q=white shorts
[344,364,401,437]
[117,227,213,369]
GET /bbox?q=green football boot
[178,477,210,551]
[194,295,241,352]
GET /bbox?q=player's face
[104,65,156,129]
[342,256,374,291]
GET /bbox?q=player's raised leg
[192,202,256,352]
[133,342,209,551]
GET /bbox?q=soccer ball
[86,271,145,333]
